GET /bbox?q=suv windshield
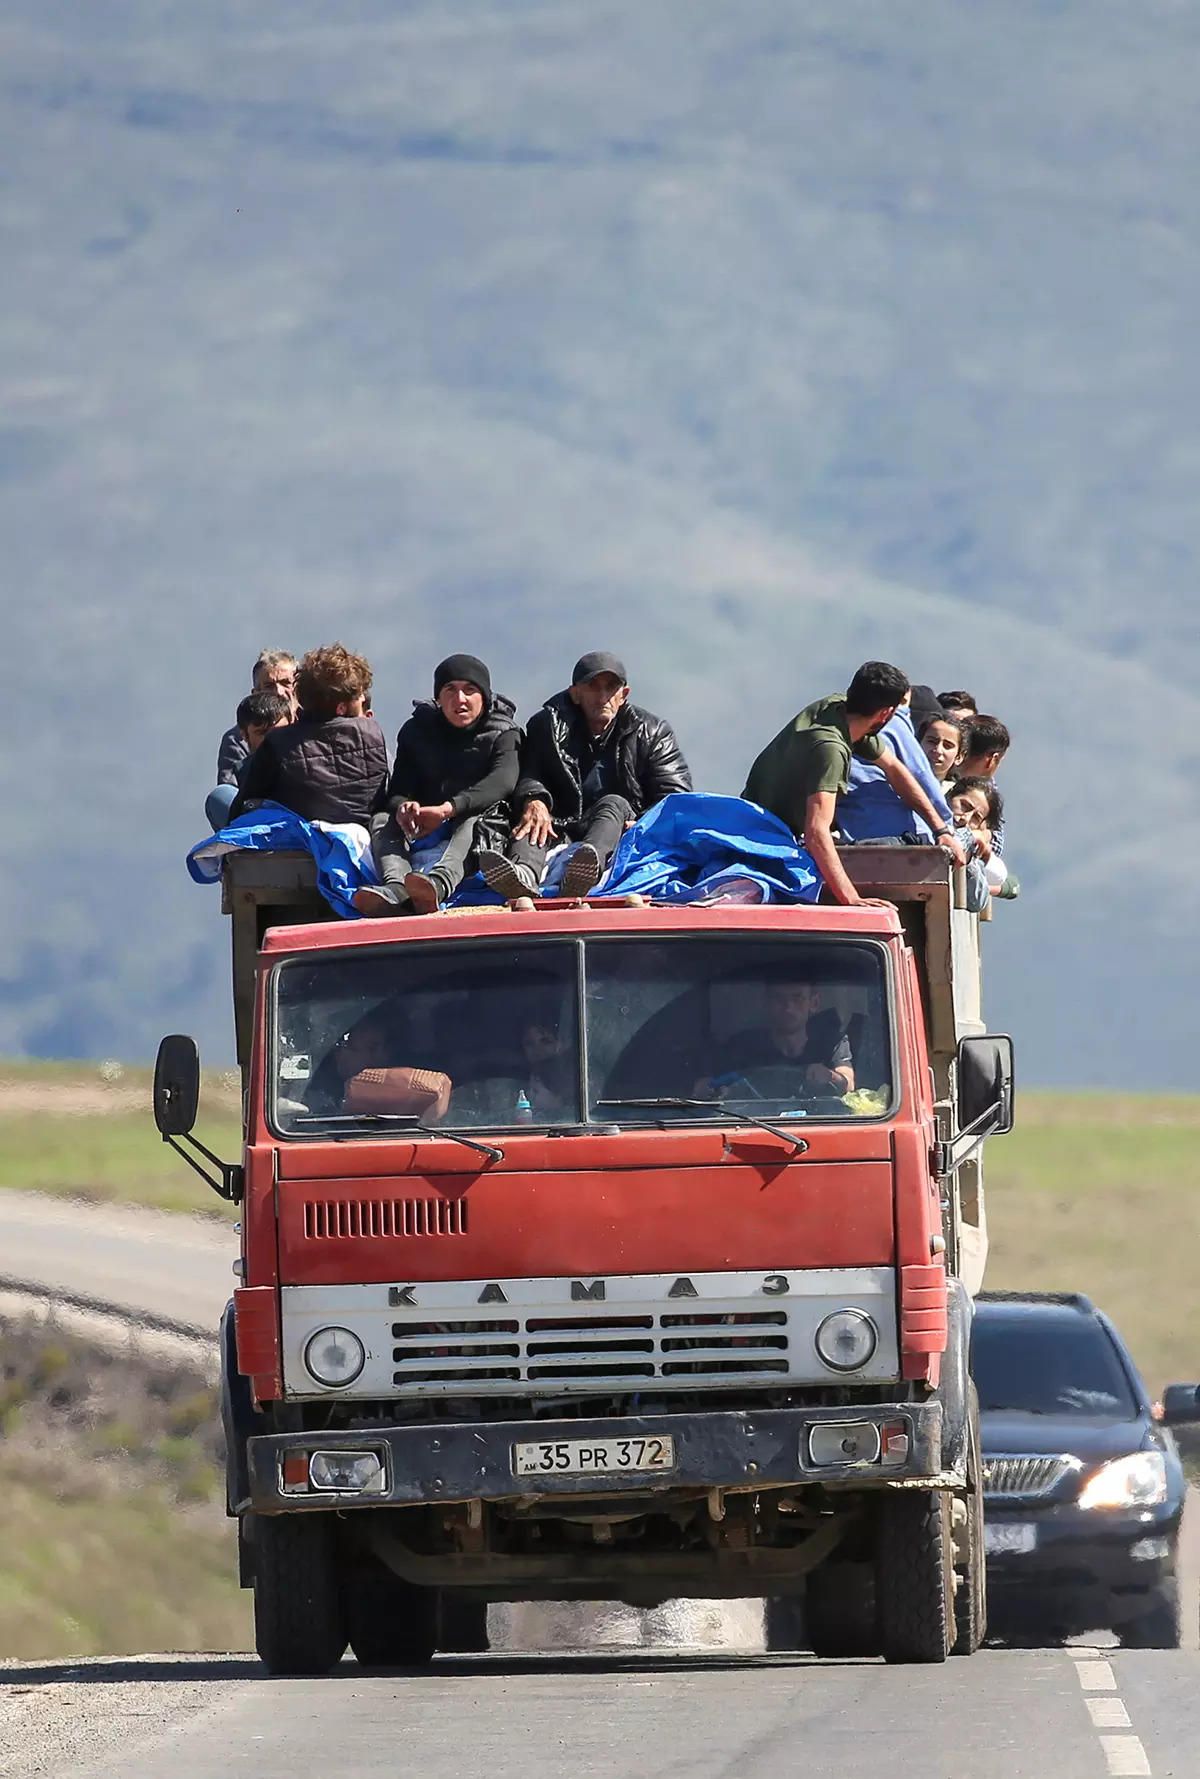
[271,934,892,1136]
[974,1314,1139,1418]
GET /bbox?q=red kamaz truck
[154,845,1013,1672]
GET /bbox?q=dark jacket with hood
[376,693,521,849]
[231,712,389,827]
[515,691,692,830]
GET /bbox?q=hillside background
[3,0,1198,1085]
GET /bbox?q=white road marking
[1076,1659,1117,1691]
[1099,1734,1151,1776]
[1088,1697,1132,1729]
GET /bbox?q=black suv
[975,1292,1200,1647]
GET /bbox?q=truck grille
[303,1198,468,1240]
[982,1454,1079,1500]
[391,1307,790,1390]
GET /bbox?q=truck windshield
[270,934,892,1136]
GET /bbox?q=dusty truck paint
[157,846,1012,1673]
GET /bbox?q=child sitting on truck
[355,653,521,917]
[204,690,291,830]
[946,776,1018,906]
[230,643,388,828]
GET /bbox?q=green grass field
[1,1064,1196,1382]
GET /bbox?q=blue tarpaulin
[595,793,822,903]
[186,803,378,917]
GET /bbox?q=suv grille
[391,1308,790,1390]
[982,1454,1080,1499]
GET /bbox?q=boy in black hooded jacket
[354,654,520,915]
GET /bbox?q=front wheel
[876,1490,954,1664]
[1118,1578,1181,1649]
[346,1558,438,1667]
[251,1514,347,1677]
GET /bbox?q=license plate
[984,1521,1038,1555]
[512,1435,676,1477]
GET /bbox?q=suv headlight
[1077,1450,1168,1510]
[304,1326,366,1388]
[815,1309,878,1373]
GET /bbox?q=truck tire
[1118,1579,1181,1649]
[252,1514,347,1676]
[876,1490,954,1664]
[805,1561,878,1658]
[951,1387,987,1656]
[438,1596,490,1653]
[763,1595,805,1652]
[346,1559,437,1668]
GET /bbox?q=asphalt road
[0,1190,234,1333]
[2,1646,1199,1779]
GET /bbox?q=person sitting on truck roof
[214,649,297,787]
[959,714,1011,854]
[946,775,1018,906]
[230,642,388,828]
[917,711,967,783]
[938,689,978,721]
[836,688,955,845]
[741,661,965,907]
[353,654,521,918]
[476,651,692,901]
[205,689,291,831]
[695,978,855,1101]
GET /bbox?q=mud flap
[220,1297,261,1520]
[937,1281,974,1477]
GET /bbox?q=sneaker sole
[353,887,404,917]
[561,847,601,898]
[404,873,441,915]
[480,855,537,901]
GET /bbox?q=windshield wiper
[287,1112,504,1163]
[596,1098,808,1157]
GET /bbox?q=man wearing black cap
[478,651,691,899]
[354,653,521,916]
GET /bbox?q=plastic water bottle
[514,1089,533,1124]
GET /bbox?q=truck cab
[155,847,1013,1672]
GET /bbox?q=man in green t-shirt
[743,661,964,906]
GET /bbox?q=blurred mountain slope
[2,0,1197,1084]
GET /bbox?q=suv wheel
[1118,1578,1181,1650]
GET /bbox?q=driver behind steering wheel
[695,979,854,1101]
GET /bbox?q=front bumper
[986,1500,1182,1630]
[246,1400,946,1513]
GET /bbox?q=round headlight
[815,1310,878,1373]
[304,1326,366,1388]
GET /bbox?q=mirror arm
[162,1133,243,1204]
[937,1097,1004,1178]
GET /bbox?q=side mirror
[154,1034,201,1137]
[957,1034,1014,1136]
[1160,1383,1200,1427]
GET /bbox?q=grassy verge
[985,1094,1200,1393]
[0,1320,247,1658]
[0,1060,240,1219]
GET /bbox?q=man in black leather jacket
[478,652,692,899]
[354,653,521,916]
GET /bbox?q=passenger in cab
[354,654,520,917]
[231,643,388,827]
[205,689,291,830]
[742,661,964,906]
[478,651,692,901]
[696,979,854,1102]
